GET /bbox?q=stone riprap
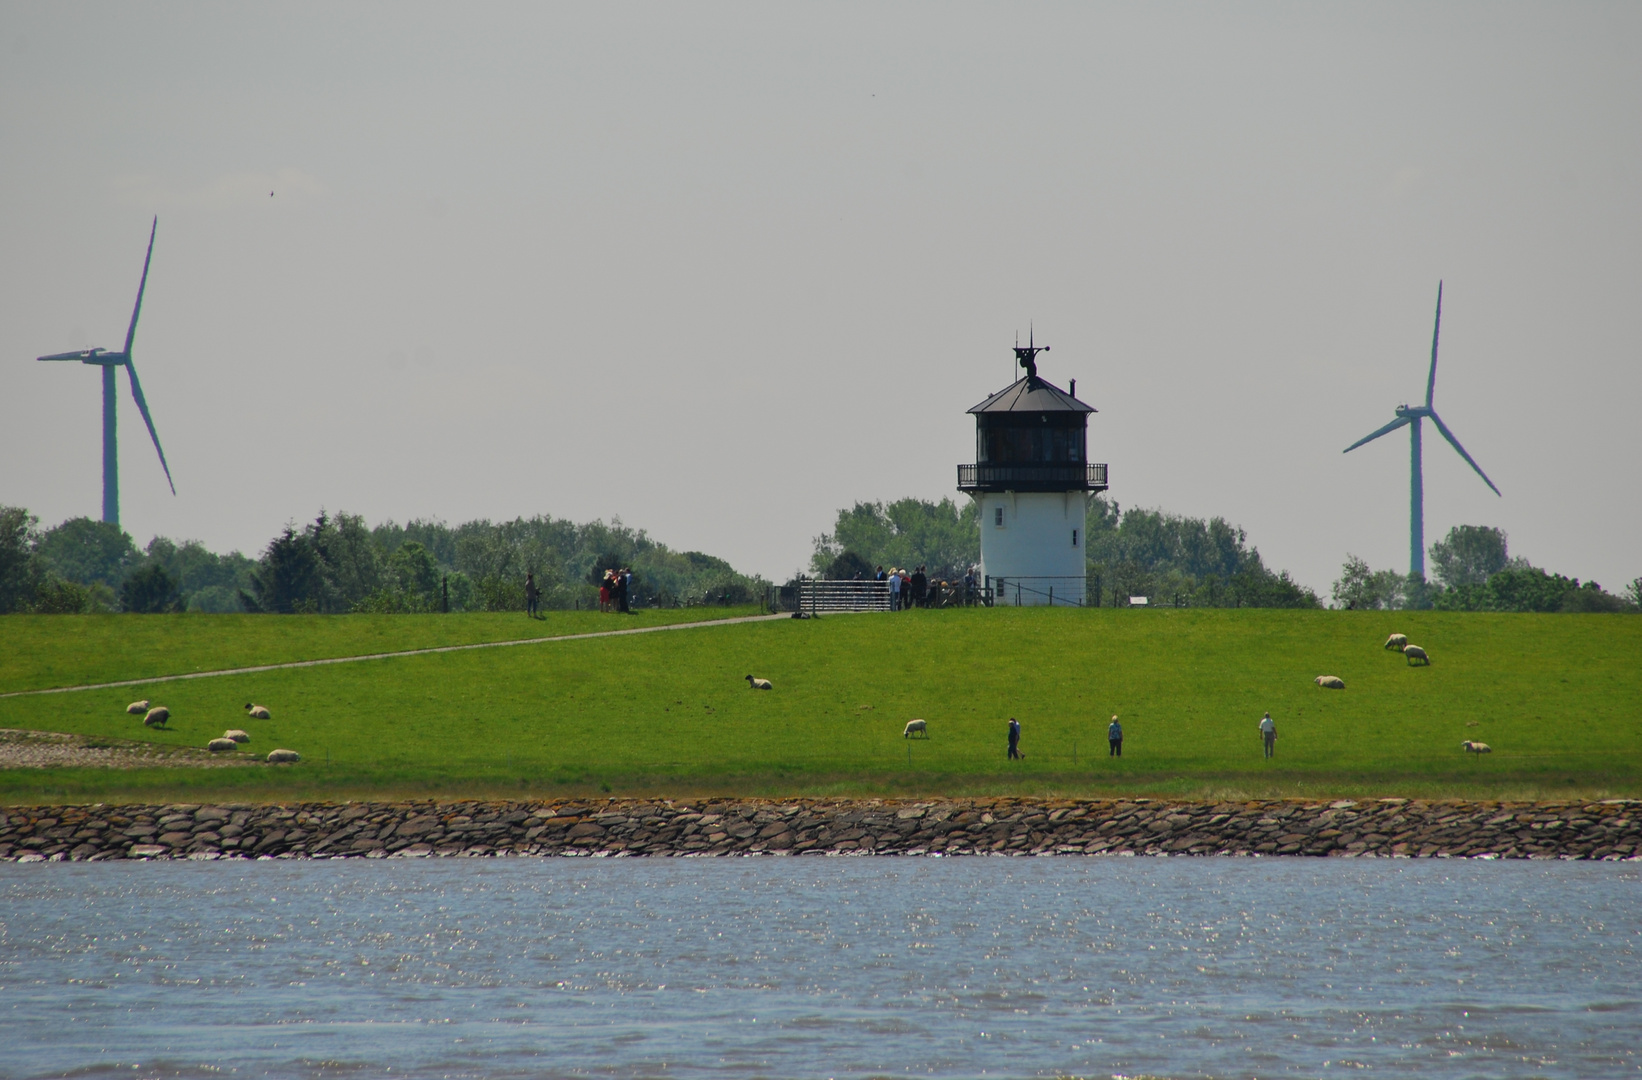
[2,797,1639,863]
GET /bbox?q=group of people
[875,565,975,610]
[599,568,633,614]
[1000,712,1279,760]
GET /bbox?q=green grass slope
[2,608,1637,804]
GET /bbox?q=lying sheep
[1462,740,1492,755]
[1315,675,1346,689]
[224,729,250,743]
[207,738,238,752]
[1404,645,1430,666]
[126,699,150,715]
[266,749,301,764]
[1384,633,1408,651]
[903,719,928,739]
[244,703,272,720]
[143,706,170,729]
[745,675,772,690]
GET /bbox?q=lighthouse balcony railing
[957,462,1108,492]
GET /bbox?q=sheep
[244,703,272,720]
[1404,645,1430,666]
[207,738,238,752]
[1315,676,1346,689]
[142,706,170,729]
[903,719,928,739]
[266,749,301,764]
[1462,740,1492,755]
[745,676,772,690]
[1384,633,1408,651]
[224,729,250,743]
[126,699,150,715]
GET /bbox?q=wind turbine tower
[36,217,176,526]
[1343,283,1499,579]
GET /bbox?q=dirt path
[0,728,256,770]
[0,612,790,700]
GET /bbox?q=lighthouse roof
[968,375,1095,415]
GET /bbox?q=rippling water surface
[1,856,1637,1079]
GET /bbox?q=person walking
[1108,715,1123,757]
[1259,712,1276,759]
[524,572,542,619]
[1007,717,1022,760]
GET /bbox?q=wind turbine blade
[1428,410,1500,496]
[38,349,107,361]
[123,216,157,355]
[1426,281,1442,408]
[1342,413,1411,454]
[123,360,175,496]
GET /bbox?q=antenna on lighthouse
[1014,323,1050,381]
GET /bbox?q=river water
[2,856,1636,1079]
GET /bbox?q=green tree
[824,550,874,580]
[811,498,978,580]
[34,517,137,589]
[121,562,182,613]
[241,525,322,613]
[1331,555,1406,610]
[1428,525,1511,589]
[0,506,43,614]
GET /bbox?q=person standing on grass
[617,569,632,614]
[888,569,902,611]
[1008,717,1022,760]
[1108,715,1123,757]
[1259,712,1276,758]
[524,573,542,619]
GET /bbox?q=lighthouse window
[994,506,1005,528]
[1072,529,1079,547]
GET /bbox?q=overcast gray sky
[3,3,1639,595]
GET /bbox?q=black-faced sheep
[745,676,772,690]
[143,706,170,728]
[1404,645,1430,665]
[1462,740,1492,755]
[1384,633,1408,650]
[1315,675,1346,689]
[244,703,272,720]
[903,719,928,738]
[266,749,301,763]
[126,699,150,715]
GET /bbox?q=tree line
[0,505,767,614]
[1331,525,1640,613]
[809,495,1322,607]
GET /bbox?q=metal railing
[988,575,1089,607]
[797,578,891,615]
[957,462,1108,492]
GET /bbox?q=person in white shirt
[1259,712,1276,758]
[888,569,902,611]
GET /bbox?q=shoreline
[4,796,1639,863]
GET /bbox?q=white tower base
[977,491,1087,606]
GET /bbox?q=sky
[2,3,1639,595]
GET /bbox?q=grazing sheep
[903,719,928,739]
[1384,633,1408,651]
[224,729,250,743]
[207,738,238,752]
[745,675,772,690]
[126,699,150,715]
[142,706,170,729]
[1462,740,1492,755]
[1315,675,1346,689]
[266,749,301,764]
[1404,645,1430,666]
[244,703,272,720]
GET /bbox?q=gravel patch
[0,728,255,770]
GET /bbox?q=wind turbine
[1343,282,1500,580]
[36,216,175,526]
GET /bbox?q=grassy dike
[1,607,1638,804]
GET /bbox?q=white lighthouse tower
[957,336,1107,606]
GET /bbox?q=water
[2,857,1636,1079]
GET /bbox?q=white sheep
[207,738,237,752]
[1315,676,1346,689]
[1462,740,1492,755]
[244,703,272,720]
[143,706,170,728]
[745,675,772,690]
[126,699,150,715]
[224,729,250,744]
[1384,633,1408,651]
[266,749,301,763]
[903,719,928,739]
[1404,645,1430,666]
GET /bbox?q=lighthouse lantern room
[957,336,1108,606]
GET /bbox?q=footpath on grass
[4,795,1638,863]
[0,613,789,700]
